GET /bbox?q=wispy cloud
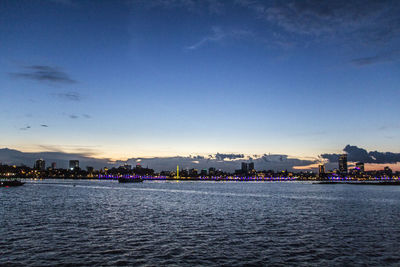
[187,26,253,50]
[10,65,76,84]
[236,0,400,45]
[56,91,81,101]
[350,49,400,66]
[66,113,91,119]
[134,0,224,14]
[19,125,31,131]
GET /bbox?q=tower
[69,160,79,170]
[35,159,45,171]
[177,165,179,179]
[241,162,248,173]
[339,154,348,175]
[318,164,325,177]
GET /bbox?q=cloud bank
[321,145,400,164]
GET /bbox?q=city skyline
[1,144,400,172]
[1,0,399,168]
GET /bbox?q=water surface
[1,180,400,266]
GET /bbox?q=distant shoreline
[3,177,400,185]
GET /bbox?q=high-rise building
[318,164,325,176]
[248,162,255,171]
[51,162,57,169]
[339,154,348,175]
[69,160,79,170]
[355,162,364,173]
[35,159,45,170]
[241,162,248,173]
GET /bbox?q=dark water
[1,180,400,266]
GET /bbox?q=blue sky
[1,0,399,162]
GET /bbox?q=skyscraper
[69,160,79,170]
[318,164,325,177]
[35,159,45,170]
[51,162,57,169]
[339,154,348,175]
[241,162,248,173]
[248,162,255,172]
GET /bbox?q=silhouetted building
[86,166,94,173]
[189,168,198,177]
[384,166,392,177]
[241,162,248,173]
[248,162,254,172]
[209,167,216,176]
[51,162,57,169]
[339,154,348,175]
[200,169,207,176]
[35,159,45,171]
[356,162,364,173]
[121,164,131,170]
[69,160,79,170]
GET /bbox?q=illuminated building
[318,164,325,176]
[339,154,348,175]
[35,159,45,171]
[69,160,79,170]
[176,165,179,179]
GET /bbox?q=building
[35,159,45,171]
[339,154,348,175]
[248,162,255,172]
[384,166,392,177]
[69,160,79,170]
[51,162,57,169]
[209,167,216,176]
[189,168,198,177]
[318,164,325,177]
[241,162,248,173]
[120,164,131,170]
[355,162,364,173]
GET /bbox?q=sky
[1,0,400,170]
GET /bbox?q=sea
[1,179,400,266]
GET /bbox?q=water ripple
[1,180,400,266]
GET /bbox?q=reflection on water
[1,180,400,266]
